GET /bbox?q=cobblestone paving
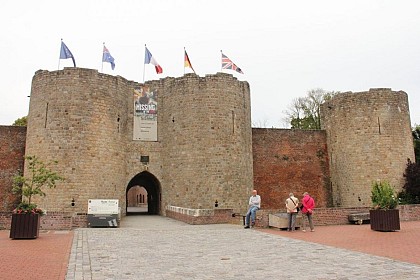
[66,216,420,280]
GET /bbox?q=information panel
[88,199,119,214]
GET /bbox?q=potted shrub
[370,180,400,231]
[10,155,64,239]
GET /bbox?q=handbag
[290,198,299,213]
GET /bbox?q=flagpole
[143,44,146,83]
[58,39,63,70]
[101,42,105,73]
[220,50,223,72]
[183,47,186,75]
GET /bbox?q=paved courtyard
[1,216,420,280]
[66,216,420,280]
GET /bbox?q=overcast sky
[1,0,419,127]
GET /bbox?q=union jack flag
[221,53,243,74]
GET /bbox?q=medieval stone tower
[26,68,253,215]
[320,88,415,208]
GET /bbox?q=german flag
[184,49,195,73]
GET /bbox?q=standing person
[244,189,261,229]
[301,192,315,232]
[285,193,299,231]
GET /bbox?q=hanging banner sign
[133,86,158,141]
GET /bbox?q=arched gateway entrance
[126,171,161,215]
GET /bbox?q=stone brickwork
[165,205,234,225]
[0,211,88,230]
[2,204,419,229]
[27,69,130,213]
[141,73,253,212]
[26,68,253,216]
[242,204,420,228]
[0,126,26,212]
[0,212,12,229]
[0,68,416,229]
[127,186,147,206]
[321,89,415,208]
[252,128,332,209]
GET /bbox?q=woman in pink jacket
[301,192,315,232]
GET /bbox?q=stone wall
[0,126,26,212]
[27,69,130,213]
[161,205,420,228]
[127,186,147,206]
[252,128,331,209]
[1,72,416,229]
[1,205,419,229]
[321,89,415,207]
[165,205,234,225]
[246,204,420,228]
[142,73,253,213]
[0,211,88,230]
[25,68,253,217]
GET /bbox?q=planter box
[9,213,41,239]
[269,213,302,230]
[370,209,400,232]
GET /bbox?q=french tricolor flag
[144,47,163,74]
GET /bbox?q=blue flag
[59,41,76,67]
[102,45,115,70]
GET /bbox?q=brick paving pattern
[0,230,73,280]
[1,217,420,280]
[260,220,420,265]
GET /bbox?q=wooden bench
[233,212,261,227]
[348,213,370,225]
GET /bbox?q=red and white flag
[144,47,163,74]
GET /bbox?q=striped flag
[184,49,195,73]
[221,52,243,74]
[144,47,163,74]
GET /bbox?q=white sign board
[88,199,119,215]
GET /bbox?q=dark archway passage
[126,171,161,215]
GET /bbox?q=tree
[400,158,420,204]
[284,88,337,129]
[413,125,420,163]
[12,155,64,214]
[12,116,27,126]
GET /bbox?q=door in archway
[126,171,161,215]
[127,186,148,213]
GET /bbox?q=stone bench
[348,212,370,225]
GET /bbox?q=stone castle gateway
[0,67,415,227]
[26,68,253,216]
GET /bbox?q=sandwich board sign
[87,199,119,227]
